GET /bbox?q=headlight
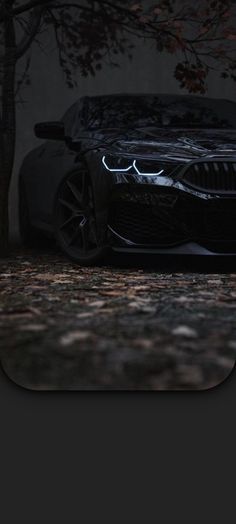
[102,155,167,177]
[102,155,133,172]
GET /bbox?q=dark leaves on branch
[2,0,236,94]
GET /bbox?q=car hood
[88,127,236,162]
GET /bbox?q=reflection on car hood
[90,127,236,162]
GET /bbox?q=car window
[160,99,236,129]
[84,95,236,130]
[85,96,162,129]
[60,95,236,133]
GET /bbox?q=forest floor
[0,246,236,390]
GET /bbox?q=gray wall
[10,38,236,238]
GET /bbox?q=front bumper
[105,173,236,255]
[86,148,236,255]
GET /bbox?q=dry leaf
[99,290,123,297]
[77,312,94,319]
[20,324,46,332]
[172,326,198,338]
[132,285,150,291]
[59,330,91,346]
[88,300,106,308]
[133,338,153,349]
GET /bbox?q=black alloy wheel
[54,168,107,265]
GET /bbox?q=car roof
[80,93,236,105]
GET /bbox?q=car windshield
[84,95,236,130]
[85,96,162,129]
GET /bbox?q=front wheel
[54,169,108,265]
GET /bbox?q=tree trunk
[0,163,10,254]
[0,2,16,255]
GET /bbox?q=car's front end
[26,93,236,264]
[93,128,236,255]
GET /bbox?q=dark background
[0,362,235,524]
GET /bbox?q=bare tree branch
[16,6,44,59]
[12,0,52,17]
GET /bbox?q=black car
[19,93,236,264]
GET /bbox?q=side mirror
[34,121,65,141]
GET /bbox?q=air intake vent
[109,201,188,246]
[182,161,236,194]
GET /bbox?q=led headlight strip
[102,156,164,177]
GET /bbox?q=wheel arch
[53,164,110,264]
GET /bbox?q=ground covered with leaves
[0,247,235,390]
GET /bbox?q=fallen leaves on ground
[0,248,236,390]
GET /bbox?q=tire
[54,168,109,265]
[19,180,51,248]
